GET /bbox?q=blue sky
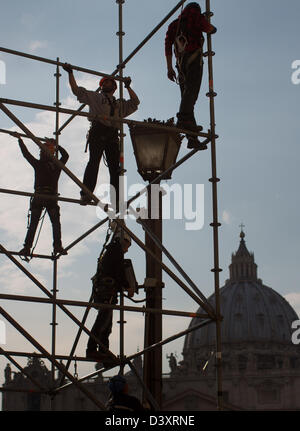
[0,0,300,402]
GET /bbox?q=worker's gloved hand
[124,77,131,88]
[127,287,135,298]
[167,68,176,82]
[63,63,73,74]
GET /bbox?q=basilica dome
[184,231,298,350]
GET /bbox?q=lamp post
[129,120,181,409]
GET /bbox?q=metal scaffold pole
[205,0,223,410]
[50,57,61,394]
[51,259,58,383]
[116,0,126,374]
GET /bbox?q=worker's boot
[187,136,207,150]
[86,349,106,362]
[80,193,92,206]
[86,349,120,367]
[19,246,31,256]
[53,245,68,256]
[176,119,203,133]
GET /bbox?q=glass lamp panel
[163,135,180,171]
[135,134,166,171]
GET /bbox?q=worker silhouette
[86,229,134,363]
[106,375,145,412]
[14,133,69,256]
[165,2,216,148]
[63,64,140,212]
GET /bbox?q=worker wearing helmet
[165,2,216,148]
[63,64,140,210]
[86,228,134,362]
[106,375,145,412]
[14,134,69,256]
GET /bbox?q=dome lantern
[229,228,258,282]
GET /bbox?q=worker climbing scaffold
[165,2,216,148]
[86,227,135,364]
[62,63,140,212]
[12,132,69,257]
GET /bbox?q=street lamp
[129,119,182,182]
[129,119,182,409]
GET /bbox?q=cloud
[76,75,100,90]
[222,209,231,224]
[29,40,48,53]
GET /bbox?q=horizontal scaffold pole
[54,318,212,393]
[0,46,128,82]
[0,187,97,206]
[0,249,53,260]
[0,292,209,319]
[0,97,211,139]
[0,350,102,363]
[0,128,47,141]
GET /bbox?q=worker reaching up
[12,133,69,257]
[63,64,140,212]
[165,2,216,148]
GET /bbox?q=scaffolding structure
[0,0,222,411]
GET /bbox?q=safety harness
[174,6,204,84]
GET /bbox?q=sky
[0,0,300,406]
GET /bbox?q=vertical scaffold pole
[54,57,61,151]
[143,184,163,409]
[51,59,61,406]
[51,259,58,384]
[205,0,223,410]
[116,0,126,371]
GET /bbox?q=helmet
[184,2,201,12]
[99,76,117,89]
[43,138,56,155]
[108,375,127,394]
[114,229,132,245]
